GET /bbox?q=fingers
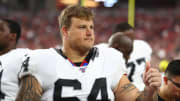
[143,61,151,85]
[145,61,151,72]
[147,73,161,88]
[144,68,162,89]
[145,69,161,81]
[149,79,161,88]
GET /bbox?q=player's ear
[9,33,17,41]
[163,77,168,85]
[61,26,68,37]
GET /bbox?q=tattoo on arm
[16,76,43,101]
[119,83,136,94]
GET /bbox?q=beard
[0,43,8,52]
[71,42,94,55]
[76,45,92,54]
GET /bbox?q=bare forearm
[115,83,140,101]
[16,76,42,101]
[136,87,157,101]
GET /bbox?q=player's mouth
[84,38,93,41]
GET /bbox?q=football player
[153,60,180,101]
[0,19,30,100]
[16,5,161,101]
[113,22,152,91]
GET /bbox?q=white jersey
[0,48,30,101]
[127,40,152,91]
[19,47,127,101]
[95,43,108,48]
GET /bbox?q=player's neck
[0,50,8,55]
[0,47,15,55]
[159,86,175,101]
[62,47,89,63]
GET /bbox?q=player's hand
[143,62,161,90]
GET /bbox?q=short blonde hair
[58,5,94,30]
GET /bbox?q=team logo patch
[79,67,86,73]
[79,61,88,73]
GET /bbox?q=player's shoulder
[25,48,59,63]
[95,45,124,60]
[1,48,30,58]
[134,40,151,47]
[95,44,126,71]
[134,40,152,51]
[28,48,56,57]
[95,43,108,48]
[12,48,30,54]
[20,48,57,73]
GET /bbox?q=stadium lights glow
[95,0,106,1]
[60,0,79,5]
[84,0,99,7]
[94,0,118,7]
[104,0,118,7]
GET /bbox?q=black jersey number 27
[53,78,110,101]
[126,57,145,82]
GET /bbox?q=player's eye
[90,25,94,29]
[78,25,86,29]
[169,79,180,88]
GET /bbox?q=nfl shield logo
[80,67,86,73]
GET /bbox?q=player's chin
[85,41,94,47]
[83,43,94,51]
[86,44,93,50]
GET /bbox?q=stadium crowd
[1,6,180,67]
